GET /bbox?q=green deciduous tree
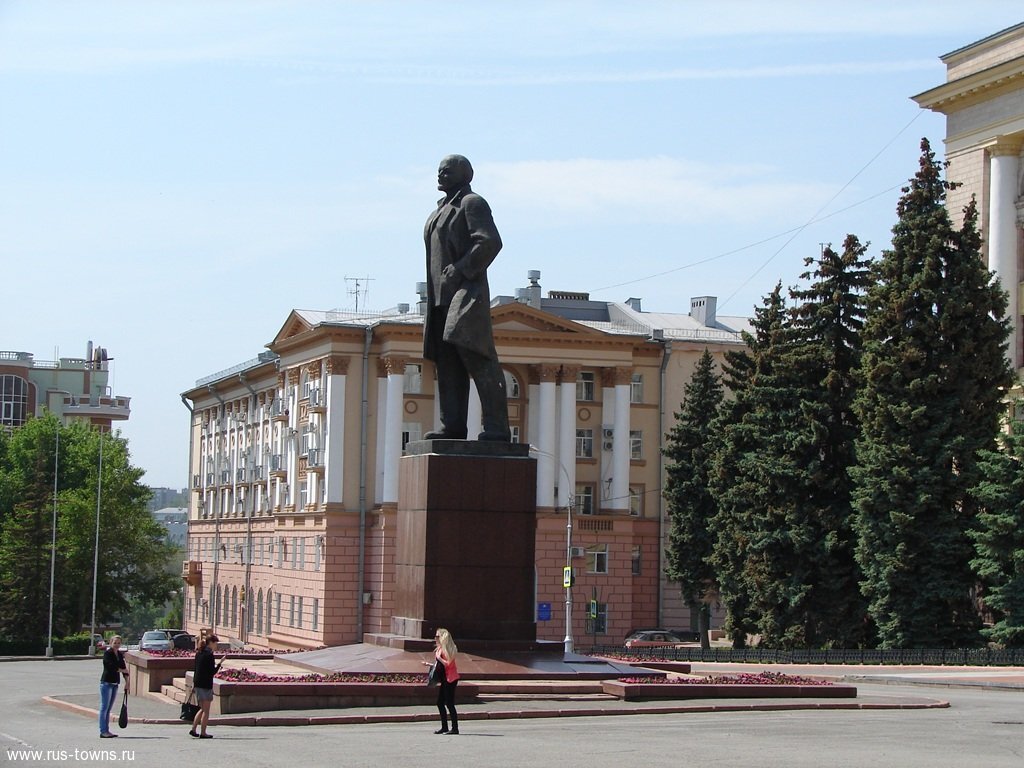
[0,417,177,644]
[663,348,724,649]
[851,139,1013,648]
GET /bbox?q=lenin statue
[422,155,511,442]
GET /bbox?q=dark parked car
[162,629,196,650]
[623,629,690,648]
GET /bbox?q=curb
[43,694,949,727]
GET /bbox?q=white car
[138,630,173,651]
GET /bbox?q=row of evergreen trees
[663,140,1024,650]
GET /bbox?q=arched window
[256,589,264,634]
[215,586,222,627]
[231,586,238,628]
[247,589,255,632]
[265,589,273,635]
[0,375,29,428]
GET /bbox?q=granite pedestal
[390,439,537,643]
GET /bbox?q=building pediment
[491,302,602,336]
[271,310,316,345]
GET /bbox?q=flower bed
[603,671,856,701]
[216,669,427,684]
[209,669,478,714]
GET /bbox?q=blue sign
[537,602,552,621]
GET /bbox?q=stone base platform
[279,641,650,681]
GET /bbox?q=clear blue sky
[2,1,1021,488]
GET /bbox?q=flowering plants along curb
[616,671,833,686]
[215,668,428,684]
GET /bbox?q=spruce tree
[781,235,874,647]
[663,348,724,649]
[851,139,1013,648]
[709,284,788,647]
[970,418,1024,647]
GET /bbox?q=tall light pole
[87,428,104,656]
[46,426,59,658]
[529,446,575,654]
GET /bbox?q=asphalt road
[1,659,1022,768]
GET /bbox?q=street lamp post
[87,429,104,656]
[529,446,575,654]
[46,427,59,658]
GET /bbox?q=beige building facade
[914,22,1024,369]
[181,279,750,650]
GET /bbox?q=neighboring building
[148,487,188,512]
[0,341,130,430]
[180,273,751,650]
[913,22,1024,371]
[152,507,188,549]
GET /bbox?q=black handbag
[117,691,128,729]
[425,659,445,687]
[180,689,201,722]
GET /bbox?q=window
[586,544,608,574]
[297,596,304,629]
[631,545,642,575]
[575,484,594,515]
[402,422,422,451]
[299,480,308,510]
[575,429,593,459]
[629,487,643,517]
[630,430,643,460]
[505,370,521,399]
[576,371,595,401]
[291,536,299,569]
[0,375,29,428]
[256,589,264,633]
[404,364,422,394]
[510,425,520,444]
[266,590,274,634]
[315,536,322,571]
[298,537,306,570]
[585,601,608,634]
[289,595,296,627]
[630,373,644,403]
[275,592,282,625]
[312,598,319,631]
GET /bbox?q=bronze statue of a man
[422,154,511,442]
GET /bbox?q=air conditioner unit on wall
[602,427,614,440]
[570,546,586,559]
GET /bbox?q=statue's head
[437,154,474,193]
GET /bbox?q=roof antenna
[344,276,374,312]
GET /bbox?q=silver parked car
[138,630,173,651]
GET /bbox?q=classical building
[180,275,750,650]
[914,22,1024,370]
[0,341,130,431]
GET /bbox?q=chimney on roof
[625,297,642,312]
[526,270,542,309]
[690,296,717,326]
[416,282,428,315]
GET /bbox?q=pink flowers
[617,672,833,686]
[215,668,427,684]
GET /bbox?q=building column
[467,381,482,439]
[381,356,407,506]
[989,141,1023,370]
[374,362,388,502]
[286,368,300,509]
[532,364,559,509]
[557,365,580,510]
[324,355,349,505]
[610,367,633,512]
